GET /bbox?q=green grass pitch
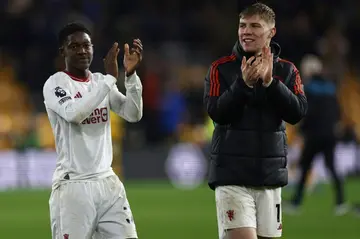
[0,180,359,238]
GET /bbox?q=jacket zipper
[255,84,263,181]
[254,84,263,159]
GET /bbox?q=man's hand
[104,42,120,79]
[124,39,143,77]
[241,56,262,87]
[259,46,273,87]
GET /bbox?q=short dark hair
[58,22,91,46]
[239,3,275,25]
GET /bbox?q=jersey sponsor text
[81,107,108,124]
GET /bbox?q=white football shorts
[49,175,137,239]
[215,185,282,238]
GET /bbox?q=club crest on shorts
[63,234,69,239]
[226,209,235,221]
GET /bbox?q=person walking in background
[287,54,347,215]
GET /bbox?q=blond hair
[239,3,276,25]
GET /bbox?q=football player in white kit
[43,23,143,239]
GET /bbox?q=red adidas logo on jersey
[74,92,82,98]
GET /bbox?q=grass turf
[0,180,359,239]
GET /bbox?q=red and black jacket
[204,41,307,189]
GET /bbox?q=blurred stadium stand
[1,1,360,239]
[0,0,360,187]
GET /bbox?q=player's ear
[269,27,276,39]
[59,46,65,57]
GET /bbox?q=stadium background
[0,0,360,238]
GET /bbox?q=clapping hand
[241,56,262,87]
[259,46,273,87]
[123,39,143,77]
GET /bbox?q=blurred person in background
[287,54,347,215]
[43,23,143,239]
[316,26,349,83]
[159,78,186,143]
[204,3,307,239]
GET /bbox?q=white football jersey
[43,71,143,189]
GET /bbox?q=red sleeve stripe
[209,54,237,97]
[293,69,304,94]
[278,58,304,95]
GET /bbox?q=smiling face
[238,14,276,54]
[238,3,276,54]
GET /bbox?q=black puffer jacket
[204,41,308,189]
